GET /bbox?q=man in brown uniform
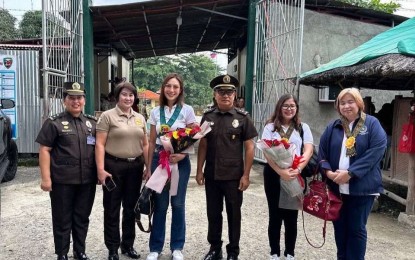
[196,75,258,260]
[36,82,97,260]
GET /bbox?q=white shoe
[270,254,280,260]
[146,252,159,260]
[172,250,183,260]
[285,254,295,260]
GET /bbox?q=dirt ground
[1,155,415,260]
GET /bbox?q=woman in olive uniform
[36,82,97,260]
[196,75,258,260]
[95,82,149,260]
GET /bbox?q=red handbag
[302,161,343,248]
[303,179,342,221]
[398,115,415,153]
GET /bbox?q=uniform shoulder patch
[49,112,65,121]
[84,114,98,121]
[204,107,215,114]
[236,108,249,116]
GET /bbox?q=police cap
[209,74,239,90]
[63,81,85,96]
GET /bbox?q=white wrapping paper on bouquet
[256,140,304,198]
[146,122,211,196]
[145,155,179,195]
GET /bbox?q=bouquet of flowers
[160,123,208,153]
[146,121,211,195]
[257,139,305,198]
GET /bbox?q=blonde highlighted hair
[335,88,365,113]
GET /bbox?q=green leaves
[340,0,400,13]
[19,11,42,39]
[133,54,225,111]
[0,10,42,40]
[0,9,18,41]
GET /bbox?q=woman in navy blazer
[318,88,386,260]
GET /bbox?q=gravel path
[1,155,415,259]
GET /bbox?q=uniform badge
[86,121,92,128]
[208,121,214,126]
[97,117,102,125]
[72,82,81,90]
[359,125,368,135]
[64,126,69,129]
[61,121,69,126]
[232,119,239,128]
[135,118,143,127]
[223,75,231,83]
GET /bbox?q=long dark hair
[159,73,184,107]
[266,94,301,132]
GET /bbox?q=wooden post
[407,154,415,214]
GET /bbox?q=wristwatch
[348,171,355,178]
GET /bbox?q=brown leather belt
[105,153,142,162]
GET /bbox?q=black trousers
[263,164,298,257]
[50,183,96,255]
[205,179,243,256]
[103,155,144,251]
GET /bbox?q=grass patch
[18,158,39,167]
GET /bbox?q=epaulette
[204,107,215,114]
[84,114,98,121]
[49,112,65,121]
[236,108,249,116]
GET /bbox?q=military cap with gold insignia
[209,74,239,90]
[63,81,85,96]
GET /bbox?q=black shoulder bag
[300,123,318,178]
[134,185,154,233]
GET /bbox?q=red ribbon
[158,150,172,178]
[291,154,303,169]
[292,154,305,188]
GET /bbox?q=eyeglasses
[282,105,297,110]
[216,89,235,96]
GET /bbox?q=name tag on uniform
[87,135,96,145]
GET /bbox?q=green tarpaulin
[300,17,415,79]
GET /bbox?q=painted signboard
[0,55,17,138]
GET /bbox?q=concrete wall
[119,56,131,81]
[93,50,131,111]
[299,10,412,145]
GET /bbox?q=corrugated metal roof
[91,0,250,59]
[91,0,408,60]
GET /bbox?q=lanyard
[160,105,182,130]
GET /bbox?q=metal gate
[42,0,84,120]
[252,0,305,160]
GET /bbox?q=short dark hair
[114,82,137,102]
